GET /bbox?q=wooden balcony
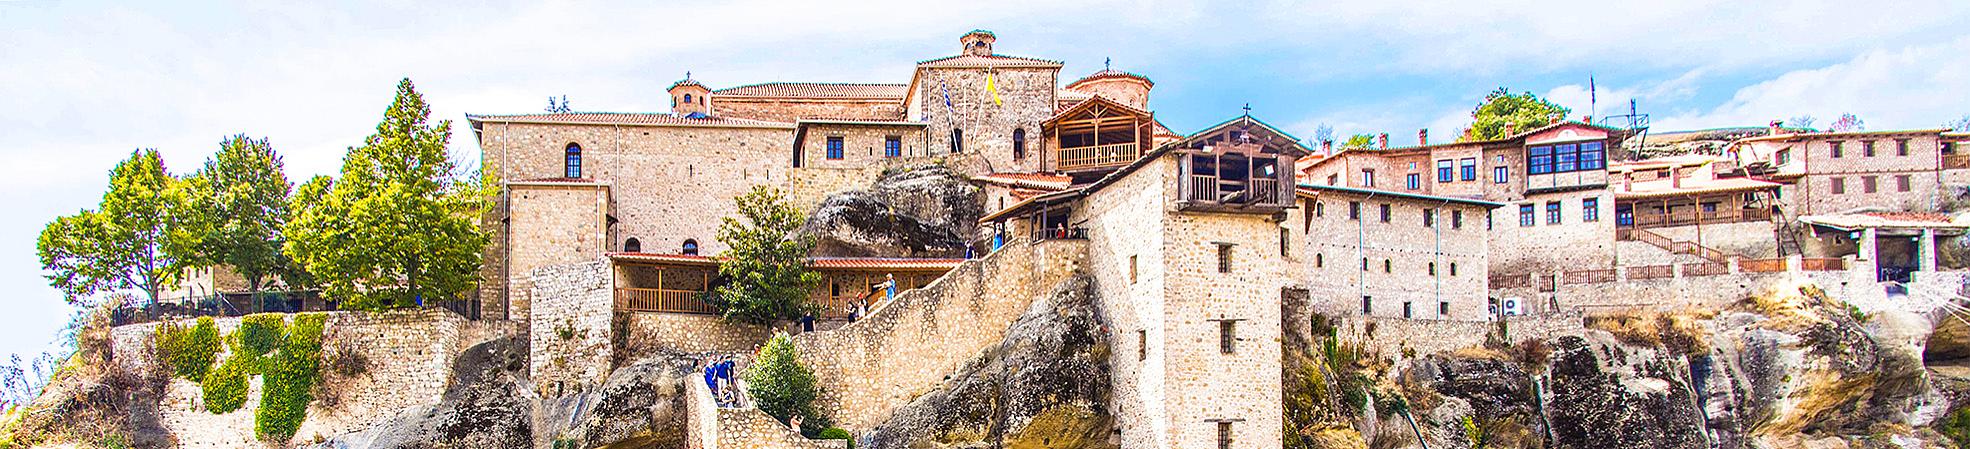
[1947,154,1970,170]
[615,288,715,314]
[1057,143,1140,171]
[1182,174,1290,211]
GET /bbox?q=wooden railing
[1490,274,1529,289]
[616,288,715,314]
[1057,143,1139,171]
[1629,265,1675,280]
[1621,208,1773,230]
[1563,269,1615,284]
[1684,262,1729,277]
[1947,154,1970,169]
[1250,178,1280,205]
[1800,258,1846,271]
[1738,258,1787,273]
[1188,174,1218,202]
[1185,174,1289,207]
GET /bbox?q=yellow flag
[986,69,1002,106]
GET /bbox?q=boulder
[539,353,698,448]
[320,335,536,449]
[803,165,982,258]
[861,275,1112,449]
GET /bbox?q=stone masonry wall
[507,184,611,324]
[616,312,774,364]
[714,97,905,123]
[1299,191,1492,322]
[529,258,615,396]
[796,123,930,169]
[914,66,1059,174]
[1076,152,1171,449]
[791,237,1088,431]
[1159,209,1289,449]
[1490,188,1617,273]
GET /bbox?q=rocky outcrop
[1545,334,1706,449]
[802,165,983,258]
[862,275,1112,449]
[537,353,697,449]
[321,335,536,449]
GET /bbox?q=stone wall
[1787,134,1948,215]
[529,258,616,396]
[795,123,929,169]
[1490,188,1617,273]
[791,237,1088,431]
[912,65,1059,174]
[1335,313,1588,360]
[616,312,774,364]
[104,309,513,446]
[714,97,904,123]
[1648,221,1780,259]
[1298,191,1492,321]
[507,183,611,324]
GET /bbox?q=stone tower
[960,29,996,56]
[908,30,1060,173]
[668,74,709,116]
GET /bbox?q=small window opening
[682,239,699,255]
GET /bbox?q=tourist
[799,311,816,332]
[702,360,720,405]
[789,414,803,432]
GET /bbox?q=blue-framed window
[1582,198,1600,222]
[1437,160,1453,182]
[1406,173,1420,190]
[885,136,901,158]
[826,136,844,160]
[1527,141,1605,175]
[1528,146,1553,175]
[1580,142,1606,170]
[1546,201,1561,224]
[564,143,582,178]
[1459,158,1477,181]
[1519,204,1534,227]
[1493,166,1509,184]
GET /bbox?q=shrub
[255,313,326,441]
[1940,406,1970,449]
[744,333,829,436]
[235,313,287,360]
[157,317,221,382]
[202,354,251,414]
[817,427,854,448]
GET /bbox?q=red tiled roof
[807,258,965,270]
[609,252,717,266]
[668,78,704,90]
[1799,212,1968,230]
[972,172,1073,190]
[1066,69,1153,89]
[713,82,908,98]
[466,112,792,128]
[916,54,1064,68]
[1615,176,1780,200]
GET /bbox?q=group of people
[701,356,741,407]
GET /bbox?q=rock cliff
[801,165,983,258]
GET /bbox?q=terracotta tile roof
[712,82,908,99]
[916,54,1064,68]
[1066,69,1153,89]
[609,252,718,266]
[806,258,965,271]
[1736,128,1951,143]
[1609,154,1719,171]
[511,177,604,184]
[1799,212,1968,230]
[1296,183,1506,208]
[466,112,792,128]
[972,172,1073,190]
[668,78,704,90]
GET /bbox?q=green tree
[1463,87,1571,141]
[708,186,821,324]
[37,149,203,304]
[184,135,298,297]
[1341,134,1376,149]
[284,78,494,310]
[744,333,829,436]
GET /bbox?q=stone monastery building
[444,29,1970,449]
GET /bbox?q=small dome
[1067,69,1153,90]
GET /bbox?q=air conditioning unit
[1501,297,1524,316]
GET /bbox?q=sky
[2,0,1968,363]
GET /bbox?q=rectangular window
[1219,321,1236,354]
[1349,201,1361,220]
[1361,257,1369,271]
[1582,198,1600,222]
[1519,204,1535,227]
[1327,174,1339,185]
[1379,204,1391,223]
[1361,296,1373,315]
[1528,146,1554,175]
[1494,166,1509,184]
[1863,140,1876,157]
[1437,159,1454,182]
[1450,262,1458,276]
[1279,228,1291,257]
[1863,176,1878,193]
[1316,253,1323,267]
[1216,243,1234,273]
[1777,149,1792,165]
[1830,141,1843,158]
[1217,422,1233,449]
[826,136,845,160]
[1460,158,1477,181]
[1555,144,1579,172]
[1129,255,1138,284]
[1138,330,1147,361]
[1314,201,1325,218]
[1407,173,1421,190]
[1546,201,1561,224]
[1439,301,1450,316]
[1897,175,1912,192]
[1423,209,1436,228]
[1402,301,1413,318]
[1832,177,1846,194]
[884,136,902,158]
[1580,142,1606,170]
[1897,139,1910,156]
[1361,169,1376,187]
[1452,210,1463,229]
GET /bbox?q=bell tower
[667,73,710,117]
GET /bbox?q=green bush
[157,317,222,382]
[817,427,853,448]
[255,312,327,441]
[202,353,251,414]
[236,313,287,360]
[1939,406,1970,448]
[743,333,830,436]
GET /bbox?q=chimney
[1551,112,1565,124]
[1377,133,1389,149]
[1622,171,1634,192]
[960,30,997,56]
[1418,129,1429,146]
[1769,120,1784,136]
[1503,123,1517,137]
[1321,140,1333,155]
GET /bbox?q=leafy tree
[284,78,494,310]
[1341,134,1376,149]
[37,149,203,304]
[744,333,829,436]
[708,186,821,324]
[1829,113,1866,132]
[184,135,298,297]
[1463,87,1570,141]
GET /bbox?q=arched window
[682,239,699,255]
[684,93,694,104]
[951,128,964,154]
[564,143,583,178]
[1012,128,1027,160]
[624,238,641,253]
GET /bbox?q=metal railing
[1801,258,1846,271]
[1057,143,1139,171]
[1628,265,1675,280]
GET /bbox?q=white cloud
[1653,36,1970,131]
